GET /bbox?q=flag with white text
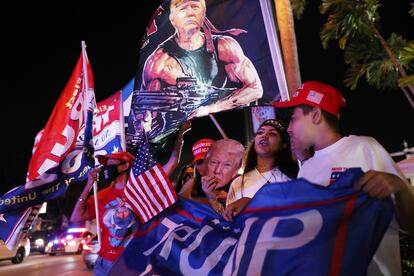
[0,48,96,249]
[109,168,393,276]
[94,91,125,158]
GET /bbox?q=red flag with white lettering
[27,54,94,181]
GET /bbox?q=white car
[45,228,94,255]
[82,236,99,270]
[0,237,31,264]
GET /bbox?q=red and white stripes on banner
[124,164,177,223]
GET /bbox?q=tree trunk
[273,0,301,96]
[372,26,414,108]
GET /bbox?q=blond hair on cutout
[204,138,245,169]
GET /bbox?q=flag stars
[233,228,241,234]
[211,219,220,225]
[0,214,7,223]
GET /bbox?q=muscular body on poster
[135,0,263,141]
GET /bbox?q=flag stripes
[125,164,177,223]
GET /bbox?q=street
[0,253,92,276]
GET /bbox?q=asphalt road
[0,253,93,276]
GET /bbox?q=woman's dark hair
[191,168,205,197]
[174,164,195,193]
[241,119,299,195]
[243,139,298,179]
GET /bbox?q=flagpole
[208,114,228,139]
[259,0,290,101]
[81,40,101,248]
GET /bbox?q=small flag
[124,132,177,223]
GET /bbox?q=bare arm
[219,36,263,106]
[189,36,263,118]
[355,170,414,233]
[70,168,99,224]
[143,48,186,90]
[162,121,191,177]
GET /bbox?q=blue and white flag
[109,168,393,276]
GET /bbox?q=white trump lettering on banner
[179,225,237,275]
[144,218,193,258]
[142,210,322,275]
[143,218,237,275]
[223,217,258,276]
[245,209,323,275]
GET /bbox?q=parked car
[82,236,99,270]
[45,228,94,255]
[28,229,54,254]
[0,237,30,264]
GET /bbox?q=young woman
[224,119,299,220]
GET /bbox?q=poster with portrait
[127,0,287,146]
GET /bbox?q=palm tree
[272,0,306,95]
[318,0,414,108]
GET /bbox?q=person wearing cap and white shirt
[273,81,414,276]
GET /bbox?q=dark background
[1,1,413,201]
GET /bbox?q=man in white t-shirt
[273,81,414,276]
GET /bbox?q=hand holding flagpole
[81,40,101,248]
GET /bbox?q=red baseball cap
[97,151,135,166]
[272,81,346,116]
[191,139,215,164]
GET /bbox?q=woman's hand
[223,197,251,221]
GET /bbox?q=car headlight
[35,238,45,246]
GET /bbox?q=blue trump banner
[126,0,286,146]
[109,168,393,275]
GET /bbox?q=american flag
[329,167,348,185]
[124,132,177,223]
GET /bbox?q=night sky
[1,0,413,198]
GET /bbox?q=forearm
[162,137,184,177]
[208,197,225,215]
[215,87,259,110]
[70,183,93,223]
[394,184,414,233]
[163,122,190,176]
